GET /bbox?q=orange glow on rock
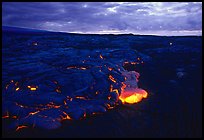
[67,66,76,69]
[109,75,116,83]
[62,112,72,120]
[16,125,28,131]
[83,113,86,118]
[27,85,38,91]
[56,89,61,93]
[30,88,37,91]
[46,102,61,109]
[99,54,103,59]
[12,116,17,119]
[110,85,113,92]
[64,100,67,105]
[15,87,20,91]
[29,111,40,115]
[2,115,9,119]
[130,62,137,65]
[107,95,111,100]
[80,67,87,70]
[106,104,114,109]
[75,96,87,100]
[108,67,113,71]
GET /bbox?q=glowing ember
[2,115,9,119]
[80,67,87,70]
[108,67,113,71]
[46,102,61,109]
[75,96,87,100]
[16,125,28,131]
[64,100,67,105]
[83,113,86,118]
[30,88,37,91]
[12,116,17,119]
[106,104,114,109]
[15,87,20,91]
[107,95,111,100]
[109,75,116,83]
[27,85,38,91]
[113,89,119,95]
[62,112,72,120]
[131,62,137,65]
[2,111,9,119]
[67,66,76,69]
[56,89,61,93]
[99,54,103,59]
[110,85,113,92]
[29,111,40,115]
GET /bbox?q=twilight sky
[2,2,202,36]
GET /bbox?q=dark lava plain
[2,26,202,138]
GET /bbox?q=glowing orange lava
[119,71,148,104]
[27,85,38,91]
[99,54,103,59]
[30,88,37,91]
[75,96,87,100]
[119,88,148,104]
[109,75,116,83]
[16,125,28,131]
[29,111,40,115]
[62,112,72,120]
[15,87,20,91]
[108,67,113,71]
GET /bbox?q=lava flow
[119,71,148,104]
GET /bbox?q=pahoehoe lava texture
[2,47,151,130]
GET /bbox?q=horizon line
[2,25,202,37]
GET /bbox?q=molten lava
[119,71,148,104]
[109,75,117,83]
[119,88,148,104]
[15,125,28,131]
[27,85,38,91]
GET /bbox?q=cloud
[2,2,202,35]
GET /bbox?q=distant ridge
[1,26,148,36]
[2,26,50,32]
[2,26,202,37]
